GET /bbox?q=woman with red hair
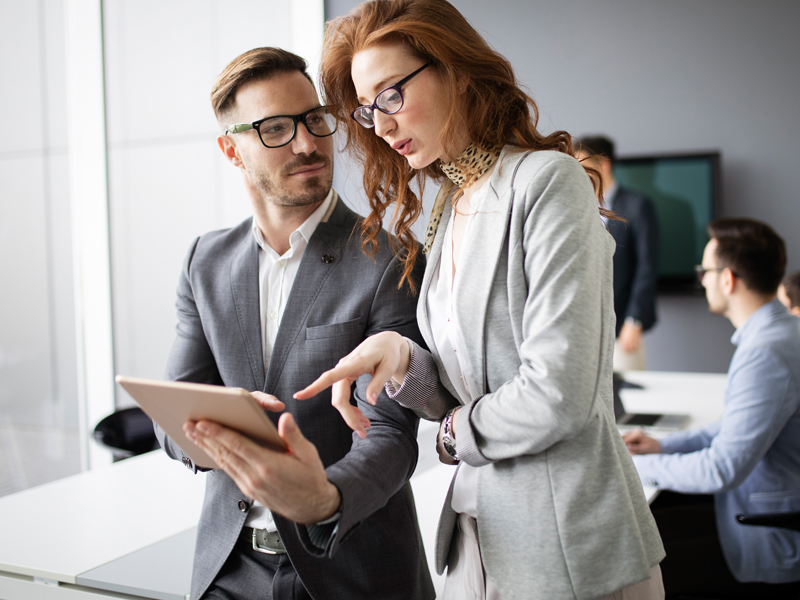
[297,1,665,598]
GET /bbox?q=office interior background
[1,0,799,499]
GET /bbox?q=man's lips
[391,139,411,156]
[288,163,326,176]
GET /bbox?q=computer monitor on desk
[613,372,690,431]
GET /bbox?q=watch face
[443,437,458,458]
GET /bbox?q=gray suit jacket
[156,195,434,600]
[399,149,664,600]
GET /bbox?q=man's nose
[292,122,318,154]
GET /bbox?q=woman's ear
[456,73,470,94]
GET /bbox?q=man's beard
[250,152,333,207]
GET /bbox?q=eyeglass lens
[354,87,404,128]
[258,108,336,147]
[352,62,430,128]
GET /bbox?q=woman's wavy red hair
[320,0,605,292]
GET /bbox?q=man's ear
[721,267,737,296]
[218,135,244,168]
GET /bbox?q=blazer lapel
[229,227,266,392]
[452,174,514,397]
[264,199,352,393]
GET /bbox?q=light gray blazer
[399,149,665,600]
[156,197,434,600]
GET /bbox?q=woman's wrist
[390,337,412,387]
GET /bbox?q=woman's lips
[392,139,412,156]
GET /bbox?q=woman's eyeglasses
[351,62,431,129]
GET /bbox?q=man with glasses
[155,47,434,600]
[625,218,800,597]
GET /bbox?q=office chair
[93,406,160,462]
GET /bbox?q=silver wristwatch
[442,408,460,461]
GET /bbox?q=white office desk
[0,371,727,600]
[0,451,205,599]
[618,370,727,502]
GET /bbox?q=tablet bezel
[116,375,286,469]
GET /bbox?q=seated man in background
[625,218,800,597]
[578,136,659,371]
[779,271,800,316]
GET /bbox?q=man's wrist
[307,482,341,525]
[624,316,643,329]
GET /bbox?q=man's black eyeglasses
[695,265,736,282]
[226,106,337,148]
[351,62,431,129]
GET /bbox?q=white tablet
[116,375,286,469]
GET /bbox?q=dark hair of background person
[210,47,313,127]
[320,0,606,290]
[708,218,786,295]
[577,136,616,164]
[783,272,800,308]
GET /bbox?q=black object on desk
[93,407,160,462]
[613,372,690,430]
[736,512,800,533]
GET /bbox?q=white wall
[326,0,800,373]
[103,0,323,405]
[0,0,81,491]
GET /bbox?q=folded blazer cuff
[455,398,492,468]
[386,339,452,421]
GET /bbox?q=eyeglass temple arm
[225,123,255,134]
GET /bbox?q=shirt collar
[251,188,335,254]
[731,298,785,346]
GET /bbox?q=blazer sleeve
[301,251,427,558]
[624,193,659,331]
[633,347,795,493]
[154,237,223,473]
[385,339,460,421]
[456,155,615,466]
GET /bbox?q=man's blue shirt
[634,299,800,583]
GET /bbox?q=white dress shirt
[245,189,335,531]
[426,185,491,519]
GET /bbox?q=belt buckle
[251,528,286,555]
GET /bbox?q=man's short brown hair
[783,272,800,309]
[210,47,312,126]
[708,218,786,295]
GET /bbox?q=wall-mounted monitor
[614,151,721,293]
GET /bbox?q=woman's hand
[293,332,411,439]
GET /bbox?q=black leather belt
[243,526,286,555]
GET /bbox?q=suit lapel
[264,199,352,393]
[229,226,266,392]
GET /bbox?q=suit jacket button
[322,254,334,264]
[238,500,248,512]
